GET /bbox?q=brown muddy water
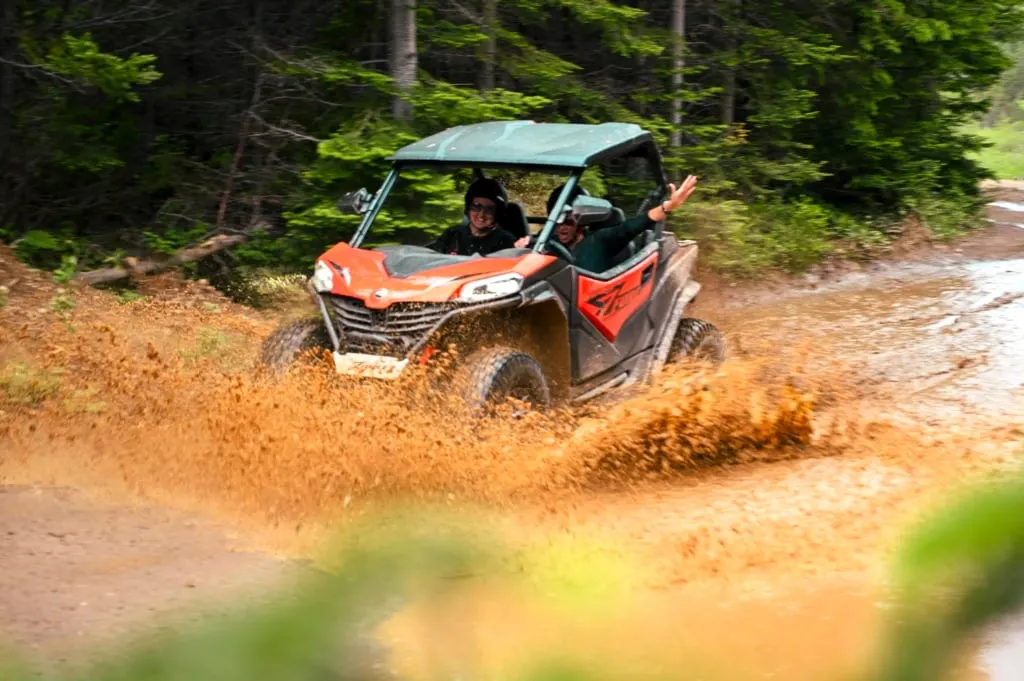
[710,256,1024,422]
[2,215,1024,679]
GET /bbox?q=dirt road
[0,485,305,672]
[2,188,1024,679]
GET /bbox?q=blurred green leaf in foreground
[4,472,1024,681]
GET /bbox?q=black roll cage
[346,138,671,255]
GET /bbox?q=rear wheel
[456,346,552,416]
[667,317,725,365]
[258,317,332,373]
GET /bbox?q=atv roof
[388,120,654,170]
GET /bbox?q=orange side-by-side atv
[259,120,724,413]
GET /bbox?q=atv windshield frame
[346,136,670,257]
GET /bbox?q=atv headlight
[311,259,335,293]
[457,273,524,303]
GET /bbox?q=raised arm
[646,174,698,223]
[596,175,700,252]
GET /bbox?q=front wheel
[667,317,725,365]
[258,317,332,373]
[455,346,552,416]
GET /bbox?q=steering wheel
[541,239,574,263]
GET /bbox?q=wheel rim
[693,336,720,362]
[486,378,544,417]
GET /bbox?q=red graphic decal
[577,252,658,341]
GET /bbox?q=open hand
[664,175,698,212]
[514,236,531,249]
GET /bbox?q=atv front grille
[324,295,453,354]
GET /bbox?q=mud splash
[0,301,830,528]
[2,235,1020,533]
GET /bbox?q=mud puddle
[703,256,1024,423]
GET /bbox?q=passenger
[427,178,518,256]
[515,175,699,273]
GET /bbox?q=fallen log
[75,233,249,285]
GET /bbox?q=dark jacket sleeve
[426,225,460,253]
[495,228,518,251]
[593,214,655,255]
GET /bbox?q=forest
[1,0,1023,284]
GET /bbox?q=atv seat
[608,225,655,268]
[502,201,530,240]
[589,207,625,231]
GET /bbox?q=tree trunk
[0,0,18,205]
[76,234,252,285]
[216,0,264,229]
[669,0,685,147]
[390,0,417,120]
[480,0,497,91]
[721,71,736,126]
[721,0,738,127]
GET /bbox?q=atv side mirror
[337,188,373,215]
[567,195,614,228]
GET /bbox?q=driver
[514,175,699,273]
[427,178,518,256]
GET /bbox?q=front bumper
[309,284,525,376]
[332,351,410,380]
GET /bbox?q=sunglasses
[469,202,497,216]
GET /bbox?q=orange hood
[317,243,556,308]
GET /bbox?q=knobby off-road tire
[667,317,726,365]
[258,317,332,373]
[456,346,552,416]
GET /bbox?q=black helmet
[546,183,590,216]
[464,177,508,216]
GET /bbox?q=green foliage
[965,120,1024,178]
[981,43,1024,126]
[116,290,146,305]
[49,292,77,316]
[803,0,1024,210]
[870,473,1024,681]
[30,33,161,102]
[53,254,78,284]
[7,228,94,271]
[143,225,210,257]
[680,197,841,276]
[903,191,987,240]
[12,230,66,266]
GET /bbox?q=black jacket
[571,214,655,273]
[427,223,517,256]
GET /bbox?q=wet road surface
[711,256,1024,422]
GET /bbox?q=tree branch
[75,234,252,285]
[446,0,483,25]
[249,114,321,143]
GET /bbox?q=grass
[63,385,108,413]
[177,326,252,373]
[178,327,231,364]
[116,290,146,305]
[49,291,76,315]
[0,362,63,406]
[966,120,1024,179]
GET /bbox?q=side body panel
[568,233,698,396]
